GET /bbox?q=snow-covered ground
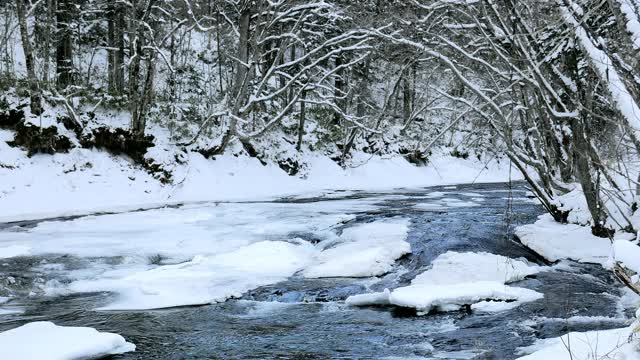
[513,211,640,359]
[0,125,519,222]
[0,322,135,360]
[517,322,640,359]
[515,214,612,265]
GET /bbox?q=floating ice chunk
[0,321,135,360]
[389,281,542,314]
[347,251,543,313]
[345,289,391,306]
[439,198,479,208]
[414,203,445,210]
[471,300,524,313]
[304,218,411,278]
[459,192,484,197]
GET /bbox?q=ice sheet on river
[0,201,365,260]
[0,321,135,360]
[6,198,411,310]
[347,251,543,314]
[69,218,410,310]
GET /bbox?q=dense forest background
[1,0,640,236]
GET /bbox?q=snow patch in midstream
[347,251,544,314]
[0,200,411,310]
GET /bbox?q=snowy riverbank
[0,128,518,222]
[512,215,640,358]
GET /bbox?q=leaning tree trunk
[15,0,43,115]
[55,0,74,90]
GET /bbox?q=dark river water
[0,182,632,359]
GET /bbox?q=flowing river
[0,182,633,359]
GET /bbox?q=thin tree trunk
[333,55,345,125]
[132,55,156,137]
[43,0,53,86]
[108,3,115,92]
[115,3,125,91]
[214,5,252,154]
[129,0,157,137]
[216,10,224,94]
[55,0,74,90]
[108,1,125,94]
[297,89,306,152]
[402,70,411,125]
[15,0,43,115]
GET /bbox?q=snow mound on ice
[346,251,543,314]
[411,251,542,285]
[0,321,135,360]
[304,218,411,278]
[515,214,611,265]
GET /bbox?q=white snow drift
[0,321,135,360]
[347,251,543,314]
